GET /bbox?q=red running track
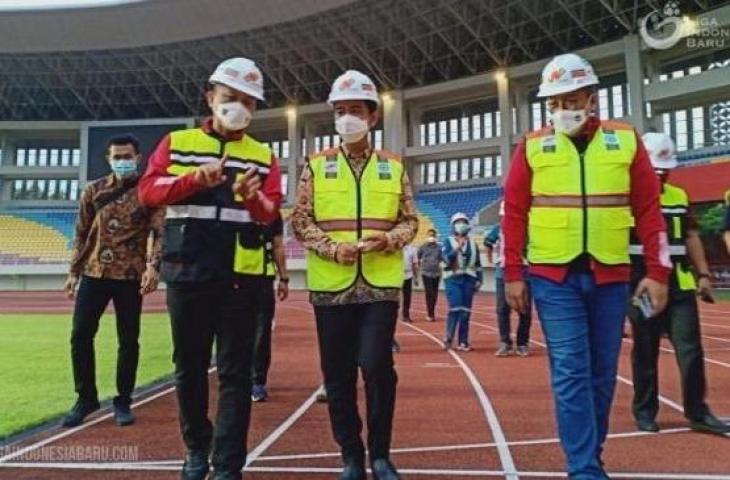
[0,290,729,479]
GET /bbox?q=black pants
[629,291,710,422]
[495,277,532,347]
[251,280,276,386]
[314,301,398,463]
[70,275,142,407]
[401,278,412,319]
[422,275,440,318]
[167,278,261,473]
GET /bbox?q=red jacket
[503,116,671,285]
[138,118,282,224]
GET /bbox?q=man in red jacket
[139,57,281,480]
[503,53,670,480]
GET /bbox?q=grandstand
[0,0,729,290]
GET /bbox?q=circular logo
[639,2,684,50]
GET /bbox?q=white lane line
[3,462,730,479]
[244,387,321,467]
[0,367,216,464]
[402,320,519,480]
[467,319,688,415]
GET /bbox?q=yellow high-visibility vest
[525,120,637,265]
[307,149,404,292]
[164,128,274,277]
[630,182,696,291]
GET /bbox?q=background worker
[63,134,163,428]
[503,53,671,479]
[629,132,730,435]
[485,201,531,357]
[418,228,442,322]
[251,214,289,403]
[139,57,282,480]
[442,212,482,352]
[291,70,417,480]
[401,243,418,323]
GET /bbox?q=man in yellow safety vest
[291,70,418,480]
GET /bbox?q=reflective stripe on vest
[307,149,404,292]
[525,122,636,265]
[443,237,479,279]
[630,182,696,291]
[166,128,273,276]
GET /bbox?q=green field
[0,313,173,440]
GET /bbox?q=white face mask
[335,114,370,144]
[215,102,252,131]
[454,222,470,235]
[551,109,589,136]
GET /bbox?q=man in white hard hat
[442,212,483,351]
[291,70,418,480]
[139,57,282,480]
[628,132,730,435]
[502,53,671,479]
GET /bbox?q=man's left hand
[233,168,261,201]
[140,266,160,295]
[277,280,289,301]
[697,276,713,298]
[359,233,389,253]
[634,277,668,316]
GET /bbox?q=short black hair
[106,134,140,155]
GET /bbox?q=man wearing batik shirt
[62,134,163,428]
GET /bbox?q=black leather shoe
[339,459,366,480]
[371,458,401,480]
[114,403,135,426]
[690,413,730,435]
[210,471,242,480]
[61,400,100,428]
[181,450,209,480]
[635,417,660,432]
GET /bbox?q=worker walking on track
[251,213,289,403]
[629,132,730,435]
[503,53,671,479]
[442,212,482,352]
[291,70,418,480]
[139,57,282,480]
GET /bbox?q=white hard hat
[537,53,599,98]
[499,201,505,217]
[451,212,469,224]
[642,132,678,170]
[328,70,380,107]
[209,57,265,101]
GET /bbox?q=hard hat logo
[361,83,374,92]
[339,78,355,90]
[244,71,261,84]
[571,69,586,79]
[548,68,566,83]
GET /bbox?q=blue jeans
[444,274,478,346]
[530,273,628,479]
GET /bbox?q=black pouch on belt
[237,223,264,249]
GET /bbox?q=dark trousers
[70,275,142,407]
[401,278,412,319]
[629,291,709,422]
[167,278,261,473]
[495,277,532,347]
[314,301,399,463]
[422,275,440,318]
[251,280,276,386]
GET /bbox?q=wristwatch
[697,273,712,280]
[279,277,290,283]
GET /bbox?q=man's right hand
[506,280,529,314]
[193,155,228,187]
[64,274,79,299]
[335,243,359,265]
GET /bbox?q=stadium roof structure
[0,0,725,121]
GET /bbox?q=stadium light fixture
[494,70,507,82]
[381,92,393,106]
[286,106,297,120]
